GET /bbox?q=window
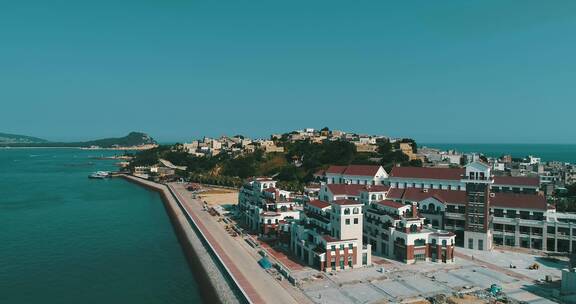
[414,239,426,246]
[345,219,350,225]
[344,208,351,215]
[353,207,359,214]
[415,253,426,262]
[331,245,336,251]
[468,238,474,249]
[340,244,345,250]
[478,239,484,250]
[349,244,353,249]
[354,218,359,224]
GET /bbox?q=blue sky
[1,1,576,143]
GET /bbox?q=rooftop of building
[363,185,390,192]
[325,164,383,176]
[307,199,331,209]
[491,192,548,210]
[326,184,366,196]
[493,175,540,187]
[387,188,468,205]
[375,200,406,209]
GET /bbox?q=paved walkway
[169,183,299,304]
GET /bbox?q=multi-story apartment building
[291,198,372,271]
[364,199,456,264]
[385,163,576,253]
[238,177,301,242]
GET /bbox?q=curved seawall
[120,175,247,304]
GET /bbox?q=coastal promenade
[121,174,299,304]
[120,175,241,303]
[169,182,300,304]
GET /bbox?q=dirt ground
[196,187,239,205]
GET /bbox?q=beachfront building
[318,165,388,185]
[385,162,576,253]
[237,177,301,241]
[364,200,455,264]
[290,199,372,272]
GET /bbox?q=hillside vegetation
[130,137,421,190]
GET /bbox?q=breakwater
[120,175,248,304]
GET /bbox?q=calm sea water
[0,148,202,304]
[422,144,576,163]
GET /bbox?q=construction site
[290,247,574,304]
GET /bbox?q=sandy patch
[197,187,239,205]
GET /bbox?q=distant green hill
[80,132,157,148]
[0,132,157,148]
[0,132,48,144]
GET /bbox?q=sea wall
[120,175,243,304]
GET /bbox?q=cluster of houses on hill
[180,127,413,157]
[237,163,576,272]
[182,136,285,157]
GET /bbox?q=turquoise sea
[422,144,576,164]
[0,148,202,304]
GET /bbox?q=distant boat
[88,171,110,179]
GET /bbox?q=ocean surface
[422,144,576,164]
[0,148,202,304]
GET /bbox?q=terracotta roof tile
[491,193,547,210]
[326,165,383,176]
[325,165,347,174]
[307,199,331,209]
[326,184,366,196]
[363,185,390,192]
[387,188,467,205]
[493,176,539,187]
[376,200,406,209]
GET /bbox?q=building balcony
[493,217,516,224]
[445,212,466,219]
[518,219,544,226]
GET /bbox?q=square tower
[331,199,367,267]
[462,161,493,251]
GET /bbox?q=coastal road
[169,183,299,304]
